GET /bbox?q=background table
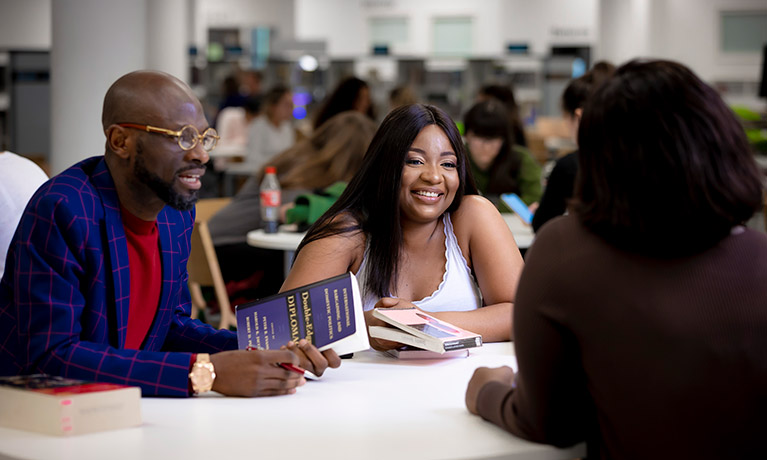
[0,343,585,460]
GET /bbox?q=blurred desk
[0,343,585,460]
[502,213,535,250]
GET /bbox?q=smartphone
[500,193,533,225]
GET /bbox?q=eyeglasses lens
[178,126,199,150]
[202,130,218,151]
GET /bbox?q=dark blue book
[235,272,369,356]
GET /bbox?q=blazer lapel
[91,159,131,349]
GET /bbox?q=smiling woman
[281,104,525,347]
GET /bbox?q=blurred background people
[532,61,616,232]
[466,59,767,459]
[246,85,295,173]
[313,77,375,130]
[389,85,418,111]
[463,99,542,207]
[209,111,378,301]
[477,84,528,148]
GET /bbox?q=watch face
[192,364,214,392]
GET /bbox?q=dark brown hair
[573,59,763,256]
[296,104,477,298]
[463,99,522,195]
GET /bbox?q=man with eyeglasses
[0,70,340,397]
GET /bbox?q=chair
[187,198,237,330]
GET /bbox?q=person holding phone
[463,99,542,211]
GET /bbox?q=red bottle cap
[264,166,277,174]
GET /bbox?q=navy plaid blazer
[0,156,237,396]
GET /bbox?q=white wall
[599,0,766,83]
[598,0,653,64]
[295,0,599,58]
[51,0,148,174]
[0,0,51,49]
[498,0,599,55]
[192,0,295,52]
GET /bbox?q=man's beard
[134,141,199,211]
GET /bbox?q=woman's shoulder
[451,195,499,221]
[450,195,506,237]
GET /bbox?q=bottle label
[260,190,281,207]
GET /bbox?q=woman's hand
[465,366,515,415]
[365,297,423,352]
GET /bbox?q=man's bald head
[102,70,202,131]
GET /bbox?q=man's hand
[209,349,305,397]
[364,297,418,352]
[465,366,515,415]
[282,339,341,377]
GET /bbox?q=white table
[0,344,585,460]
[246,214,534,278]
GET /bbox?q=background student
[312,77,375,130]
[463,99,542,207]
[532,61,615,232]
[246,84,296,173]
[282,104,524,349]
[465,60,767,458]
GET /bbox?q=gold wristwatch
[189,353,216,395]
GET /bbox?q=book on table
[235,272,370,356]
[0,374,141,436]
[369,307,482,354]
[386,345,470,360]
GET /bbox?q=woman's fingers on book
[369,336,403,352]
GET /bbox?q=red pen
[277,362,305,375]
[246,346,305,375]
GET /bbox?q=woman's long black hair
[295,104,478,298]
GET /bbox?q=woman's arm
[435,195,524,341]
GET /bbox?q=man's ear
[574,108,583,122]
[105,125,132,159]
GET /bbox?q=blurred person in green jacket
[463,99,542,210]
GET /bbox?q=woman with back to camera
[209,111,378,300]
[465,60,767,459]
[282,104,524,348]
[464,99,542,207]
[532,61,615,232]
[313,77,375,130]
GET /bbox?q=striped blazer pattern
[0,156,237,396]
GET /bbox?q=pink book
[369,307,483,353]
